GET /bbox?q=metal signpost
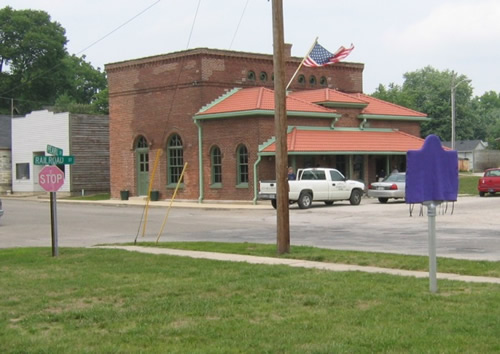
[34,145,75,257]
[406,135,458,293]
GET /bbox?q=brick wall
[106,47,420,201]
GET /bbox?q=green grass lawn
[459,175,480,195]
[1,247,499,353]
[68,193,111,201]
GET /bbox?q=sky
[6,0,500,96]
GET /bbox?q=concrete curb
[96,246,500,285]
[1,194,273,210]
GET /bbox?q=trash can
[150,190,160,201]
[120,190,129,201]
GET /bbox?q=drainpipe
[194,118,204,203]
[359,118,368,130]
[330,117,339,129]
[252,155,262,205]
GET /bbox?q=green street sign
[34,155,75,165]
[47,144,63,156]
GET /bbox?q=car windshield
[383,173,406,183]
[485,169,500,177]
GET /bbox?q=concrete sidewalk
[90,197,272,210]
[96,245,500,285]
[2,194,272,210]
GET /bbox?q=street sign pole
[50,191,59,257]
[425,201,440,293]
[39,165,65,258]
[38,145,72,257]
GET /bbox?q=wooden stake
[156,162,188,243]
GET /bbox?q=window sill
[210,183,222,189]
[236,183,249,189]
[167,183,184,189]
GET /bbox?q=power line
[229,0,250,49]
[135,0,203,240]
[0,1,163,99]
[186,0,202,50]
[75,0,162,56]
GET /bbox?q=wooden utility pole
[271,0,290,254]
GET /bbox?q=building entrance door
[135,137,149,196]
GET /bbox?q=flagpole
[285,37,318,91]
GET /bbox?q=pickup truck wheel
[298,192,312,209]
[349,189,362,205]
[479,192,485,197]
[324,201,334,206]
[271,199,277,209]
[378,197,389,203]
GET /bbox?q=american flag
[303,42,354,67]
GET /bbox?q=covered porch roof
[259,127,426,155]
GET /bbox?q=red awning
[261,129,426,153]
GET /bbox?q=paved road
[1,195,499,261]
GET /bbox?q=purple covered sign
[406,135,458,204]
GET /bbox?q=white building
[11,110,109,194]
[12,111,72,193]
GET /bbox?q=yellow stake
[156,162,188,243]
[142,149,162,238]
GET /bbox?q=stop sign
[39,165,65,192]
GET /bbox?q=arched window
[320,76,328,86]
[167,134,183,185]
[298,74,306,85]
[247,71,256,81]
[211,146,222,186]
[236,144,249,186]
[309,75,317,86]
[259,71,268,81]
[137,136,148,148]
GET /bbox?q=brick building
[106,46,428,202]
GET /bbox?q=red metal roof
[261,128,426,153]
[289,89,366,105]
[290,88,427,118]
[348,93,427,117]
[197,87,427,119]
[197,87,336,116]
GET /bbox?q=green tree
[471,91,500,147]
[487,115,500,149]
[372,66,474,141]
[0,6,108,115]
[53,54,108,114]
[0,6,67,113]
[60,55,107,105]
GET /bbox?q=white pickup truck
[259,168,365,209]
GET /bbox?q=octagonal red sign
[39,165,65,192]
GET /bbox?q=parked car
[478,167,500,197]
[259,168,365,209]
[367,172,406,203]
[0,198,3,219]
